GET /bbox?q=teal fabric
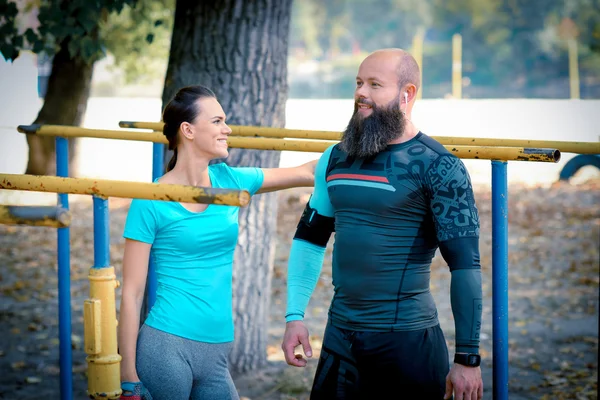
[285,145,335,322]
[123,163,264,343]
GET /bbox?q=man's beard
[339,97,406,158]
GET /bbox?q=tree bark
[26,38,93,176]
[161,0,293,375]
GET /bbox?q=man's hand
[444,363,483,400]
[281,320,313,367]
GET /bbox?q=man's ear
[404,84,417,103]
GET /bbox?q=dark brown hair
[162,85,217,171]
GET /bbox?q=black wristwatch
[454,353,481,367]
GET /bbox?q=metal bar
[148,143,164,310]
[56,137,72,400]
[0,174,251,207]
[18,125,565,161]
[492,160,509,400]
[568,39,580,99]
[452,33,462,99]
[85,266,122,399]
[0,205,71,227]
[411,28,425,99]
[93,196,110,269]
[114,122,600,154]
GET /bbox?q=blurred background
[0,2,598,399]
[1,0,599,206]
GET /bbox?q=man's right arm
[285,145,336,322]
[282,145,335,367]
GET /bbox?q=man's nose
[355,85,368,99]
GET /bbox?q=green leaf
[0,43,19,62]
[77,7,99,33]
[67,38,79,58]
[24,28,38,44]
[5,1,18,17]
[32,40,45,54]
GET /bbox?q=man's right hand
[282,320,313,367]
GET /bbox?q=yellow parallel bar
[17,124,562,161]
[85,267,121,399]
[119,121,343,140]
[0,205,71,227]
[568,38,580,100]
[115,122,599,155]
[435,137,597,155]
[452,33,462,99]
[0,174,250,207]
[411,28,425,100]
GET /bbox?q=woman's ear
[180,122,194,140]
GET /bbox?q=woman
[118,85,316,400]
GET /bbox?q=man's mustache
[355,98,375,108]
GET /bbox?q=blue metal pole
[93,196,110,268]
[147,143,164,309]
[56,137,72,400]
[492,160,509,400]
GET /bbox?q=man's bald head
[363,48,421,93]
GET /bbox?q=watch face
[468,354,481,366]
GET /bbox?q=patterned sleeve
[426,155,480,244]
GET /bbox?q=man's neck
[388,117,419,145]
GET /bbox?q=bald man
[281,48,484,400]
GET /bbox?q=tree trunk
[161,0,293,375]
[26,38,94,176]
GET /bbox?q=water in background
[1,57,599,205]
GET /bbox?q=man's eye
[371,82,380,87]
[356,81,363,87]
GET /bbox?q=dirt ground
[0,179,598,400]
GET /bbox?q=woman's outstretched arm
[257,159,318,194]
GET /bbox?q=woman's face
[188,97,232,160]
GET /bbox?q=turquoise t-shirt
[123,163,264,343]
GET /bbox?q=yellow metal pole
[568,38,580,99]
[411,28,425,99]
[118,121,343,140]
[452,33,462,99]
[227,136,339,152]
[438,137,599,155]
[0,174,251,207]
[0,205,71,227]
[85,267,121,399]
[20,123,599,154]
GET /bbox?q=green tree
[0,0,172,175]
[101,0,174,85]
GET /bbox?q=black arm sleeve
[426,155,482,354]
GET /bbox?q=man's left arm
[427,155,483,399]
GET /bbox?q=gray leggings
[136,324,240,400]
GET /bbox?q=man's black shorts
[310,321,450,399]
